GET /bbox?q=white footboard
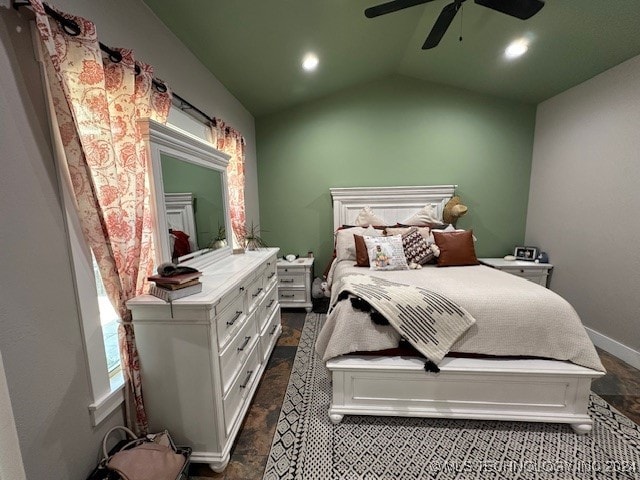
[326,356,604,434]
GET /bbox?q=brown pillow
[354,234,370,267]
[433,230,479,267]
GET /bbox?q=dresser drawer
[219,312,258,394]
[259,307,281,363]
[278,270,305,288]
[258,285,278,332]
[215,293,247,349]
[278,289,306,303]
[214,283,248,319]
[222,347,260,436]
[264,258,277,287]
[247,276,265,313]
[512,270,548,286]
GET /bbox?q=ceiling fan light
[505,39,529,59]
[302,53,319,72]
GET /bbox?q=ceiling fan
[365,0,545,49]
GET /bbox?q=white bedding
[317,260,605,372]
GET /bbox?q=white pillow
[335,226,382,261]
[402,204,441,225]
[364,235,409,271]
[354,206,387,227]
[430,224,477,242]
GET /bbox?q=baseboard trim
[585,327,640,370]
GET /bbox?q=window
[38,56,125,426]
[92,256,123,386]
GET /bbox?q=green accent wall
[161,154,224,249]
[256,75,536,275]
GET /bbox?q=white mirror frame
[141,120,232,270]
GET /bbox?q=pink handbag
[102,426,188,480]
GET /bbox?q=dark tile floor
[190,310,640,479]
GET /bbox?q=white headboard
[165,192,198,251]
[330,185,457,230]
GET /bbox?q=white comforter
[316,260,604,372]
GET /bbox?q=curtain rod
[13,0,222,129]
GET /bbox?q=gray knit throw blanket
[334,274,476,372]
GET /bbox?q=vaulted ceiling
[143,0,640,117]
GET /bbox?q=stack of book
[147,270,203,302]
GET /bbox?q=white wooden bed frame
[326,185,604,434]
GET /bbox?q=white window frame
[34,30,124,426]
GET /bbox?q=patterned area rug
[263,313,640,480]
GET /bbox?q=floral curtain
[210,120,246,247]
[30,0,171,434]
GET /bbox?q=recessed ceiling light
[505,39,529,59]
[302,53,319,72]
[504,38,529,60]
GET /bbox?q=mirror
[143,120,232,269]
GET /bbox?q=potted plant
[240,222,268,251]
[210,224,227,250]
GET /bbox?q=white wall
[526,54,640,364]
[0,1,257,478]
[0,351,26,480]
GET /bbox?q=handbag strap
[102,426,139,459]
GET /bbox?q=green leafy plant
[214,224,226,241]
[208,224,228,249]
[240,222,268,250]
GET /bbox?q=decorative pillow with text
[364,235,409,271]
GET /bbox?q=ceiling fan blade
[365,0,434,18]
[474,0,544,20]
[422,1,460,49]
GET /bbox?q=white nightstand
[479,258,553,288]
[277,257,314,312]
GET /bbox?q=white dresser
[277,257,314,312]
[479,257,553,287]
[127,248,281,472]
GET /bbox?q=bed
[318,185,605,434]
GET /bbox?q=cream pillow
[354,206,387,227]
[386,226,431,241]
[402,204,441,225]
[335,226,382,261]
[364,235,409,271]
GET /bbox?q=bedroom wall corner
[526,54,640,361]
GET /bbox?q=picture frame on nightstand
[514,246,539,261]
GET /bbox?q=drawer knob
[239,370,253,389]
[239,286,245,292]
[281,279,294,283]
[269,324,278,335]
[226,311,243,326]
[237,336,251,351]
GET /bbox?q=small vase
[245,239,259,251]
[212,239,227,250]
